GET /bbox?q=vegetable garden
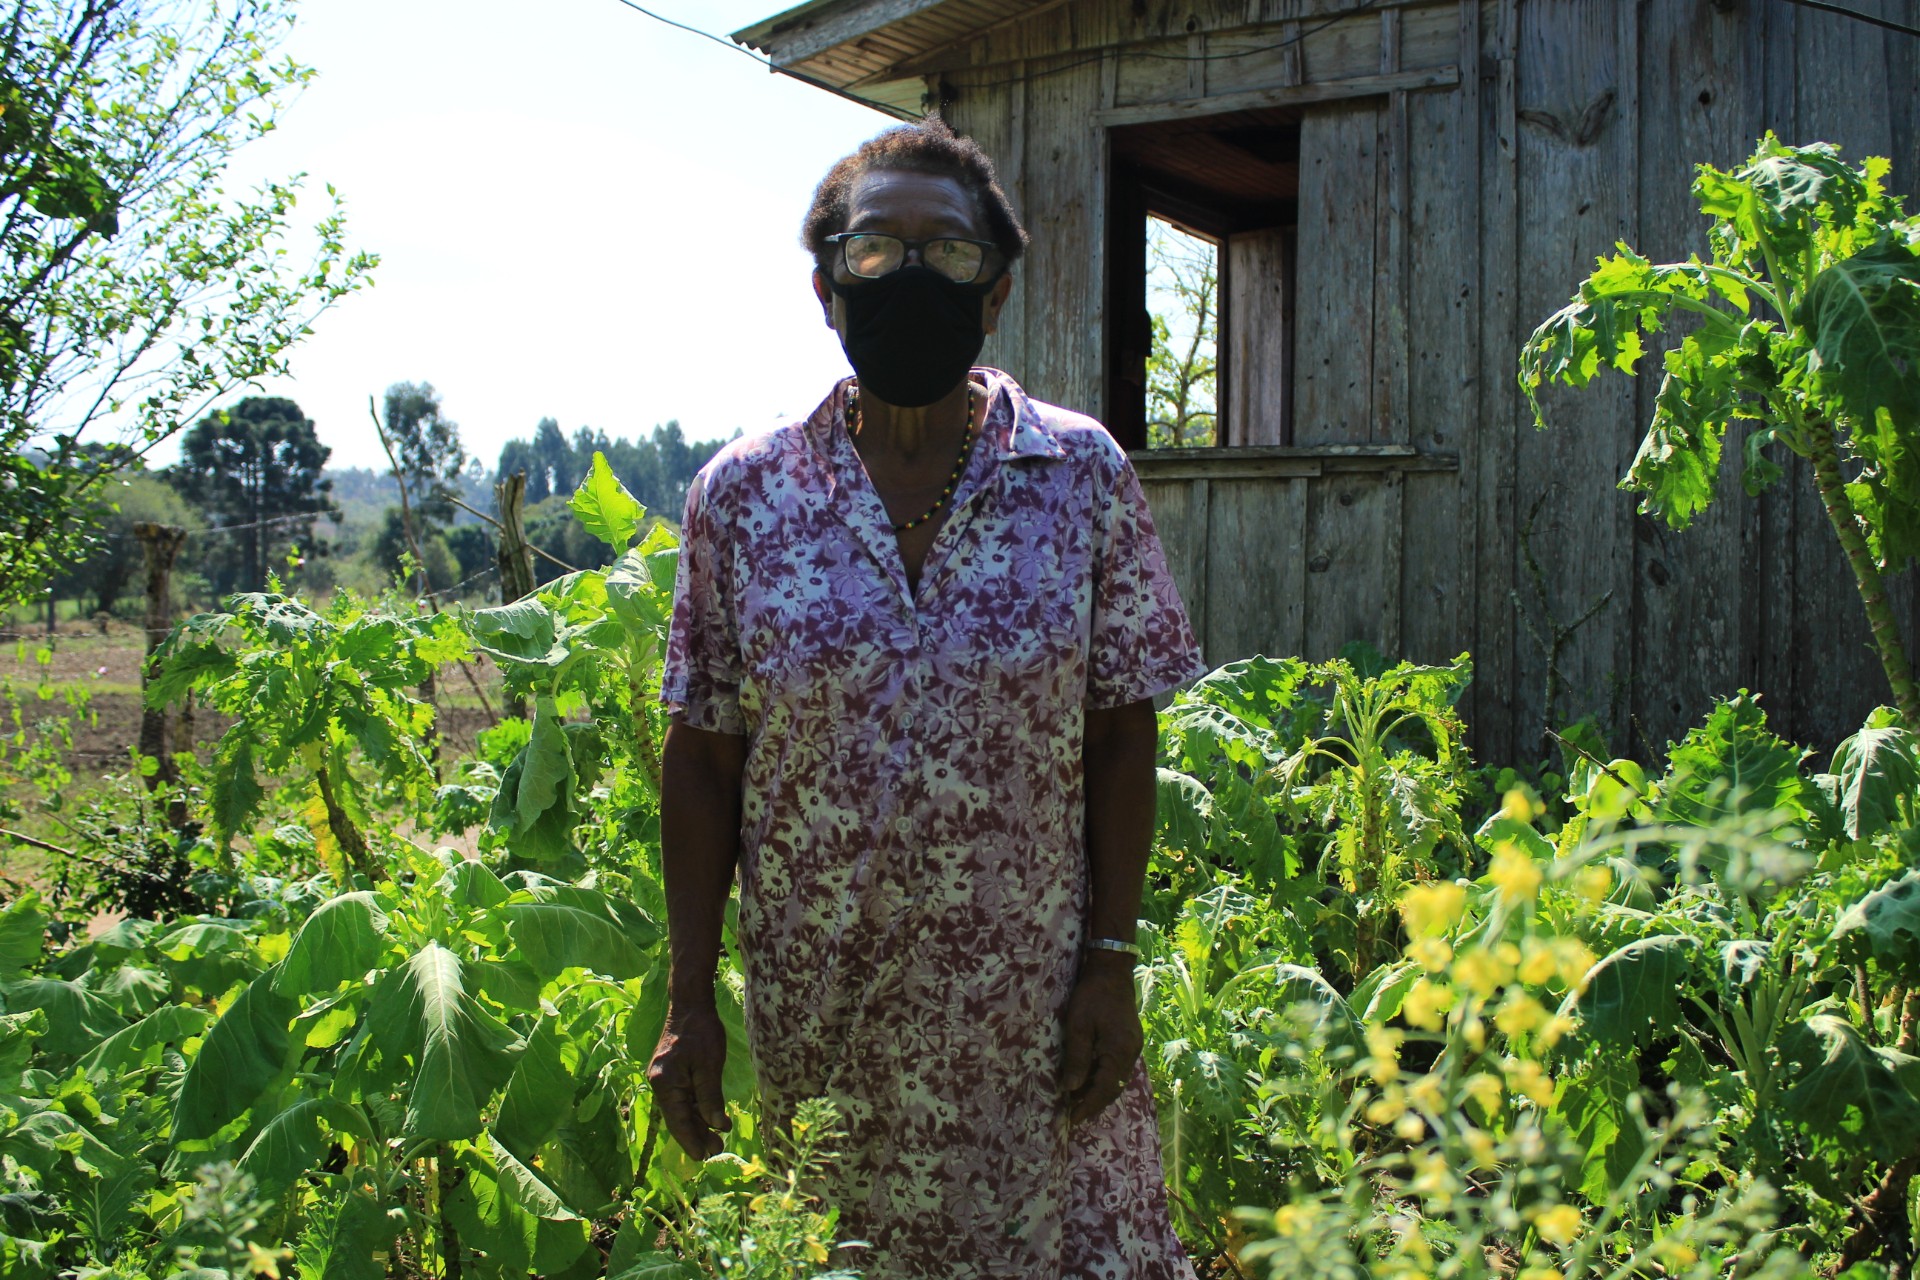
[3,139,1920,1280]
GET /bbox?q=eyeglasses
[825,232,998,284]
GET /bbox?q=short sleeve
[660,469,748,735]
[1086,450,1208,709]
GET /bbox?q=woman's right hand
[647,1001,730,1159]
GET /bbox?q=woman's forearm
[660,720,748,1010]
[1082,698,1158,943]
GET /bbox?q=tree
[170,397,335,594]
[376,381,465,525]
[0,0,375,610]
[1145,218,1219,449]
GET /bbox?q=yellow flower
[1506,1058,1556,1107]
[1401,882,1469,936]
[1518,1269,1565,1280]
[1533,1204,1583,1245]
[1653,1240,1699,1267]
[1403,977,1456,1030]
[1551,937,1598,987]
[1502,788,1538,823]
[1410,1151,1457,1199]
[1462,1015,1487,1052]
[1462,1072,1504,1117]
[1408,1072,1446,1114]
[1518,940,1558,986]
[1366,1087,1407,1125]
[805,1239,830,1264]
[1489,843,1544,905]
[1573,863,1613,901]
[1461,1127,1497,1169]
[247,1244,285,1279]
[1367,1027,1404,1083]
[1453,947,1514,997]
[1394,1111,1428,1141]
[1537,1014,1577,1049]
[1408,936,1453,972]
[1495,992,1549,1036]
[1274,1204,1320,1237]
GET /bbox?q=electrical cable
[607,0,920,118]
[1778,0,1920,38]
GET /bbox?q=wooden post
[495,471,536,604]
[133,522,188,825]
[494,472,535,721]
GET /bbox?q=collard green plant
[148,591,469,878]
[1522,135,1920,725]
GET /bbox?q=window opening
[1105,109,1300,451]
[1145,218,1219,448]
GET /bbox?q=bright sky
[191,0,894,473]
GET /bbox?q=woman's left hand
[1058,951,1144,1124]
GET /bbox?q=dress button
[894,816,913,835]
[901,712,915,728]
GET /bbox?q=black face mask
[825,265,995,408]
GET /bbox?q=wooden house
[733,0,1920,761]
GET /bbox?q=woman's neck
[855,378,975,462]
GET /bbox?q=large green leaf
[1777,1014,1920,1164]
[494,1017,577,1157]
[1556,1053,1649,1200]
[0,892,45,982]
[238,1096,373,1193]
[68,1160,154,1254]
[173,968,299,1140]
[81,963,171,1017]
[517,698,574,832]
[209,733,266,843]
[1656,692,1811,828]
[488,1133,582,1221]
[1805,236,1920,430]
[445,1154,591,1276]
[1820,709,1920,840]
[277,892,393,997]
[1155,769,1212,861]
[0,1231,56,1280]
[0,977,127,1055]
[1264,963,1362,1053]
[569,450,645,550]
[504,884,659,981]
[1564,935,1697,1048]
[469,596,566,669]
[76,1003,210,1077]
[365,943,522,1141]
[1832,869,1920,980]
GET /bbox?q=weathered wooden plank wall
[940,0,1920,758]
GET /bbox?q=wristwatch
[1083,936,1142,959]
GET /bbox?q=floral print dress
[661,368,1207,1279]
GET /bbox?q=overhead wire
[607,0,919,118]
[1777,0,1920,38]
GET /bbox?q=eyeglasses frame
[823,231,1003,284]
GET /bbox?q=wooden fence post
[133,522,189,827]
[495,472,536,604]
[494,472,535,720]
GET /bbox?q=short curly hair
[802,117,1029,269]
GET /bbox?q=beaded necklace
[848,381,981,533]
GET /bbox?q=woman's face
[812,168,1014,335]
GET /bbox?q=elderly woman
[648,119,1205,1279]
